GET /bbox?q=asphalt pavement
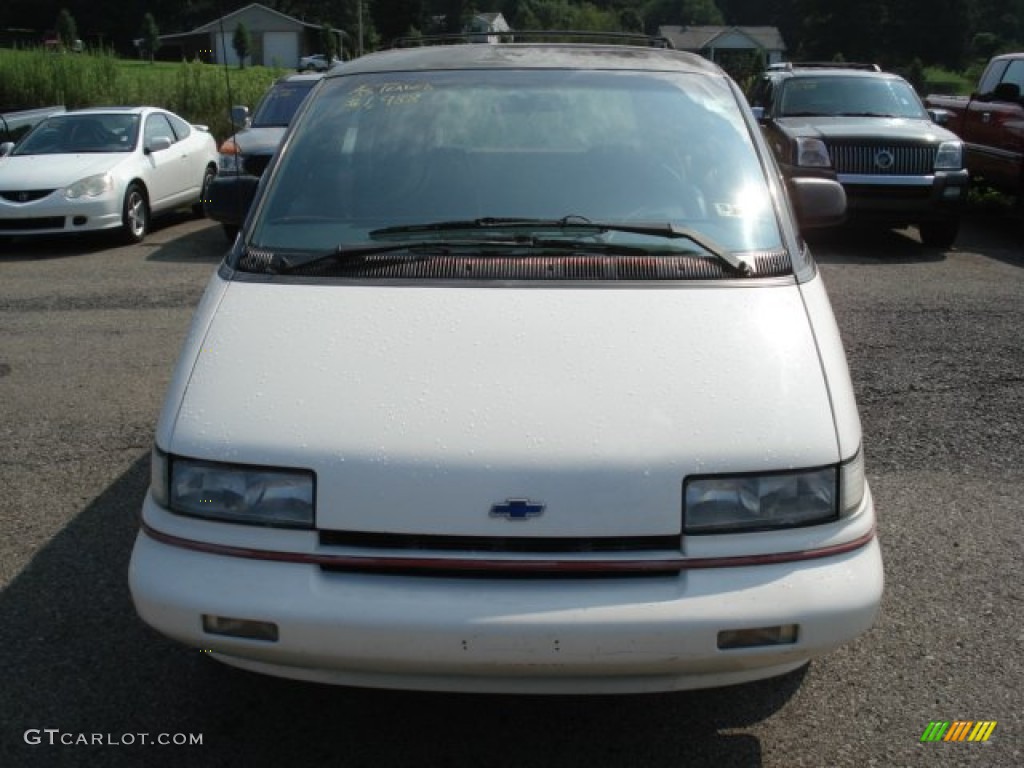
[1,211,1021,767]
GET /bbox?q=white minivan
[130,35,883,694]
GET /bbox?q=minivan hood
[167,279,840,537]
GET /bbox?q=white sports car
[0,106,218,243]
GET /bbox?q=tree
[140,13,161,63]
[321,22,339,59]
[232,22,251,69]
[56,8,77,51]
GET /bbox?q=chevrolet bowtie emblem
[490,498,545,520]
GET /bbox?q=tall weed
[0,49,285,140]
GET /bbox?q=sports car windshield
[14,114,140,155]
[247,69,783,261]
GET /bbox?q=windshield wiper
[369,217,754,275]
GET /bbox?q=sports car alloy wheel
[122,184,149,244]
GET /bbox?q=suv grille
[242,155,272,177]
[827,144,937,175]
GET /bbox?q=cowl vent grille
[240,249,791,280]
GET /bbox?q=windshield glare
[250,70,782,255]
[15,114,140,155]
[780,76,928,118]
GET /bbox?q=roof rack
[391,30,674,50]
[767,61,881,72]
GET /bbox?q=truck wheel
[918,219,959,249]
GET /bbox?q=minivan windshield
[248,69,782,259]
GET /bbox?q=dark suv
[204,72,323,240]
[748,63,969,247]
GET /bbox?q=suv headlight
[64,172,114,199]
[934,140,963,170]
[217,152,242,175]
[151,447,315,528]
[795,137,831,168]
[685,450,865,534]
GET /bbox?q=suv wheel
[918,219,960,249]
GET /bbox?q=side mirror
[789,177,847,230]
[927,108,952,126]
[750,106,766,122]
[992,81,1022,103]
[230,105,251,128]
[0,142,14,157]
[145,136,173,154]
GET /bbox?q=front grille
[0,216,65,230]
[242,155,272,177]
[317,530,682,578]
[320,530,680,553]
[827,143,936,175]
[0,189,56,203]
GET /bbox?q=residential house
[150,2,345,68]
[659,26,787,67]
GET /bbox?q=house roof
[660,26,786,52]
[154,2,343,42]
[188,2,328,34]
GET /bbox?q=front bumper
[783,166,969,225]
[203,174,259,227]
[130,508,883,694]
[0,192,123,236]
[838,169,969,223]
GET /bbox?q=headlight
[64,172,114,199]
[934,140,963,170]
[795,138,831,168]
[217,152,242,175]
[164,455,315,528]
[216,137,242,175]
[685,451,865,535]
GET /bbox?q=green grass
[0,48,288,141]
[922,66,973,96]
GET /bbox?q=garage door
[263,31,299,69]
[215,32,240,67]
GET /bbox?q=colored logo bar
[920,721,997,742]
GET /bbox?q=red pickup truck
[926,53,1024,197]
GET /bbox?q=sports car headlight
[933,140,963,170]
[795,137,831,168]
[685,451,865,534]
[163,454,315,528]
[64,172,114,199]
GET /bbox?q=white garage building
[155,3,345,68]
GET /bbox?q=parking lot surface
[1,213,1022,767]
